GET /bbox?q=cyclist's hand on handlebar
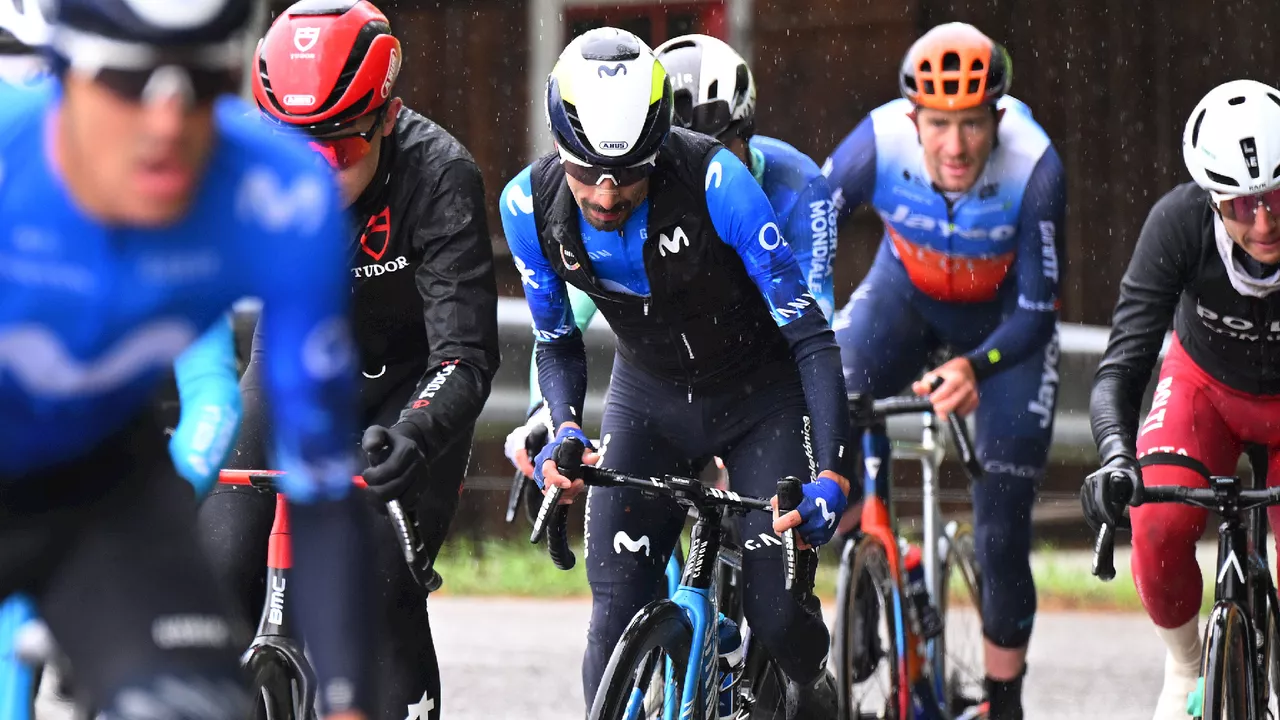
[1081,457,1140,532]
[913,357,979,417]
[534,424,595,503]
[772,470,850,548]
[360,424,425,503]
[504,404,552,478]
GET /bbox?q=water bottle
[900,541,943,640]
[716,613,743,719]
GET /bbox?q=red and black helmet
[252,0,401,134]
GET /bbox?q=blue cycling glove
[794,475,848,547]
[171,315,242,497]
[532,426,594,490]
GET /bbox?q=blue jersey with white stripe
[752,135,838,319]
[823,95,1065,376]
[502,147,819,338]
[0,86,356,501]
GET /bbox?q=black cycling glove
[1081,439,1141,532]
[360,424,426,503]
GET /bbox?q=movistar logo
[598,64,627,77]
[613,531,651,555]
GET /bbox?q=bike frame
[1092,459,1280,720]
[217,470,437,720]
[859,412,957,708]
[0,594,37,720]
[1203,474,1276,718]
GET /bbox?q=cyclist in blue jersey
[502,27,852,718]
[823,23,1066,720]
[0,1,373,718]
[504,32,839,479]
[0,8,242,714]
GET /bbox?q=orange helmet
[899,23,1011,111]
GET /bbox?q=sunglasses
[1218,188,1280,225]
[558,147,656,187]
[306,105,388,170]
[55,28,244,107]
[92,64,242,107]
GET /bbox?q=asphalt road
[35,598,1166,719]
[432,598,1167,720]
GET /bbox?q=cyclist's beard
[581,199,635,232]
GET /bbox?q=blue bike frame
[0,594,38,720]
[622,549,699,720]
[619,521,730,720]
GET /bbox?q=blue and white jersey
[0,86,356,502]
[752,135,838,319]
[501,147,818,341]
[824,95,1065,374]
[824,96,1063,308]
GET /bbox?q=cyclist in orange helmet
[824,23,1065,720]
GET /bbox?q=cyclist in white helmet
[1087,78,1280,719]
[504,33,839,483]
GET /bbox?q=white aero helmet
[0,0,49,52]
[545,27,673,167]
[654,33,756,140]
[1183,79,1280,202]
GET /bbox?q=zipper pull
[644,299,650,316]
[688,386,693,404]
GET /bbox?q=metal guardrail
[233,297,1161,464]
[475,298,1158,464]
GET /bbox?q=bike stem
[1212,477,1249,604]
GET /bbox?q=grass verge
[434,539,1217,612]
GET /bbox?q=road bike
[836,390,985,720]
[0,471,437,720]
[1092,450,1280,720]
[532,437,812,720]
[218,469,439,720]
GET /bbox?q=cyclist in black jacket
[195,3,499,719]
[1086,79,1280,720]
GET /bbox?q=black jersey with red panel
[1091,181,1280,462]
[345,105,500,460]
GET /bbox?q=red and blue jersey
[824,95,1065,376]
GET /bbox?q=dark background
[256,0,1278,542]
[267,0,1280,325]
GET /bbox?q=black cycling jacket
[1090,181,1280,462]
[345,106,500,460]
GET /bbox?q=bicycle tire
[589,599,693,720]
[1202,601,1256,720]
[1259,587,1280,717]
[834,534,903,720]
[935,522,986,715]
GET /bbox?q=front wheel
[1201,601,1256,720]
[589,600,693,720]
[1256,589,1280,717]
[934,522,985,715]
[834,534,902,720]
[243,644,310,720]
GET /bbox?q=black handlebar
[1089,471,1280,582]
[506,422,550,524]
[529,438,814,594]
[851,388,984,482]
